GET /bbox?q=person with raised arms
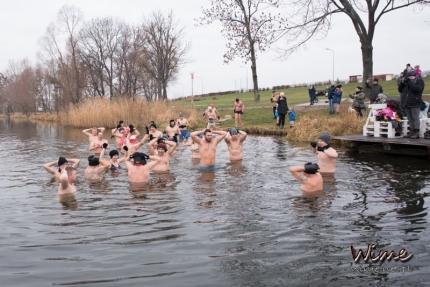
[310,132,338,174]
[100,147,128,172]
[84,149,111,181]
[191,129,227,166]
[43,157,80,195]
[125,134,149,155]
[82,127,105,146]
[148,138,177,172]
[224,128,247,162]
[125,152,161,185]
[165,119,180,143]
[89,133,108,156]
[289,162,323,193]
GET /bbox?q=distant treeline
[0,6,186,115]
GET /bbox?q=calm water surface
[1,120,429,286]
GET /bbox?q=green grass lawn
[174,76,430,130]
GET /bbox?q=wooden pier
[333,135,430,158]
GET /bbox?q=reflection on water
[1,120,430,286]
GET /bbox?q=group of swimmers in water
[43,110,338,199]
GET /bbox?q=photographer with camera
[398,69,425,139]
[310,132,338,174]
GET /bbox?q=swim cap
[304,162,319,174]
[88,155,100,166]
[109,150,119,158]
[58,157,68,167]
[319,132,331,144]
[130,152,149,165]
[129,135,137,143]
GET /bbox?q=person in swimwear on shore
[43,157,80,195]
[289,162,323,193]
[203,106,219,129]
[191,129,227,166]
[177,113,190,142]
[233,98,245,127]
[149,138,177,172]
[125,152,161,185]
[310,131,338,174]
[224,128,247,162]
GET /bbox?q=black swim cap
[304,162,319,174]
[109,150,119,158]
[88,155,100,166]
[58,157,68,167]
[130,152,149,165]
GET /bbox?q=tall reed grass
[287,104,366,142]
[59,98,203,128]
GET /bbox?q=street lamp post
[325,48,335,83]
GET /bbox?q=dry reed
[287,104,366,142]
[59,98,203,129]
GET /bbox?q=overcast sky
[1,0,429,98]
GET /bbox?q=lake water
[1,119,429,286]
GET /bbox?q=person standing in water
[84,153,110,181]
[83,127,105,148]
[165,119,180,143]
[43,157,80,195]
[125,134,149,155]
[289,162,323,193]
[191,129,227,166]
[89,133,108,156]
[224,128,247,162]
[100,148,127,172]
[148,138,177,172]
[125,152,161,185]
[310,132,338,174]
[233,98,245,127]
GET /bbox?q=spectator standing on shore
[398,69,425,139]
[366,78,383,104]
[277,92,289,129]
[233,98,245,128]
[333,84,343,113]
[270,90,279,119]
[288,109,296,128]
[327,85,335,114]
[308,85,316,105]
[350,86,366,117]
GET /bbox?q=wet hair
[118,120,124,125]
[149,123,157,129]
[58,157,68,167]
[304,162,320,174]
[109,150,119,158]
[130,152,149,165]
[235,98,240,102]
[169,119,176,127]
[129,124,135,133]
[203,129,211,135]
[88,155,100,166]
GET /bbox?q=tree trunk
[250,43,260,102]
[360,39,373,96]
[162,83,168,100]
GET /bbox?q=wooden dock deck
[333,135,430,158]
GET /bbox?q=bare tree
[282,0,430,88]
[200,0,286,102]
[141,11,187,101]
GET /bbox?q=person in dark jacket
[349,86,366,117]
[277,92,289,129]
[398,70,425,138]
[308,85,316,105]
[366,78,383,104]
[327,85,335,114]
